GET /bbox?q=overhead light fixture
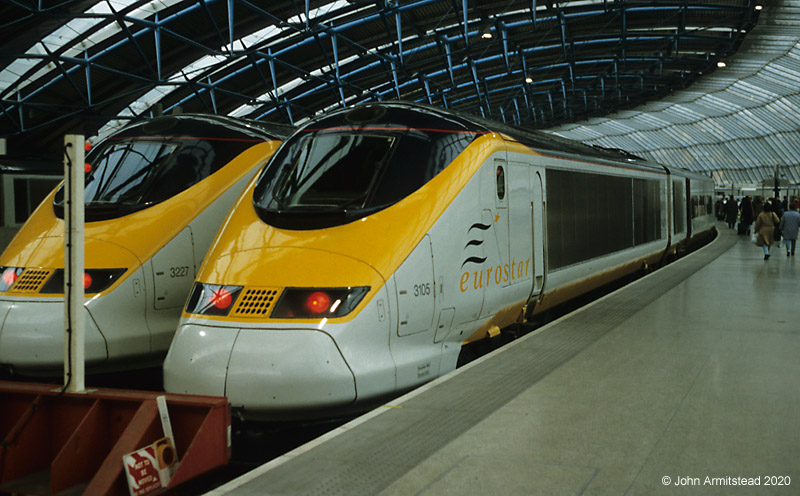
[525,76,533,83]
[755,4,763,10]
[717,61,727,68]
[481,27,493,39]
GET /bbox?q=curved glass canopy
[550,0,800,189]
[0,0,779,187]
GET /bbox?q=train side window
[496,165,505,200]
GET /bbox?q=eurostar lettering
[459,258,530,292]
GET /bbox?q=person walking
[772,198,785,247]
[716,197,725,221]
[753,196,763,218]
[725,196,738,229]
[754,202,780,260]
[778,202,800,256]
[740,196,755,235]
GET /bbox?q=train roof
[662,165,715,183]
[115,113,294,142]
[305,101,669,175]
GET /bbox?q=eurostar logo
[458,216,530,292]
[460,222,490,268]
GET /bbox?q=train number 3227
[170,266,190,278]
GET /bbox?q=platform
[211,226,800,495]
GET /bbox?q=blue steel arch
[0,0,761,158]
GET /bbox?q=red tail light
[39,268,127,294]
[2,269,18,286]
[304,291,331,314]
[185,283,243,317]
[211,287,233,310]
[271,287,370,319]
[1,267,21,290]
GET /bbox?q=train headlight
[185,283,243,317]
[304,291,331,315]
[83,269,126,293]
[0,266,23,292]
[39,269,127,294]
[271,287,370,319]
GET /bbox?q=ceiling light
[717,61,727,68]
[755,5,763,10]
[481,25,493,39]
[525,77,533,83]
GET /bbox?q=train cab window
[86,141,180,204]
[53,116,267,221]
[496,166,506,200]
[253,105,480,230]
[270,134,395,209]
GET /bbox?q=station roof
[0,0,779,186]
[551,0,800,189]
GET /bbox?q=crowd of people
[716,195,800,260]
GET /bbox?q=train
[162,102,716,421]
[0,114,289,376]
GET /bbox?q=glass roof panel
[0,0,778,182]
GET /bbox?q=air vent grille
[231,287,280,317]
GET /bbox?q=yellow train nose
[201,246,384,316]
[4,234,139,272]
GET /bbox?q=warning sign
[123,437,177,496]
[123,446,163,496]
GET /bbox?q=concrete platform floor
[215,227,800,495]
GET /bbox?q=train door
[507,162,533,289]
[672,179,686,237]
[665,177,674,247]
[479,158,511,318]
[508,163,545,301]
[685,178,693,238]
[395,235,435,337]
[391,234,440,389]
[530,166,546,298]
[493,159,510,285]
[151,227,197,310]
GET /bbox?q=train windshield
[53,116,268,221]
[253,104,480,230]
[85,140,180,204]
[267,133,396,209]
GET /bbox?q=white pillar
[63,134,85,393]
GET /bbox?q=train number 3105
[413,283,432,297]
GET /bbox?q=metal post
[64,134,85,393]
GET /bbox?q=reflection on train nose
[0,300,109,371]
